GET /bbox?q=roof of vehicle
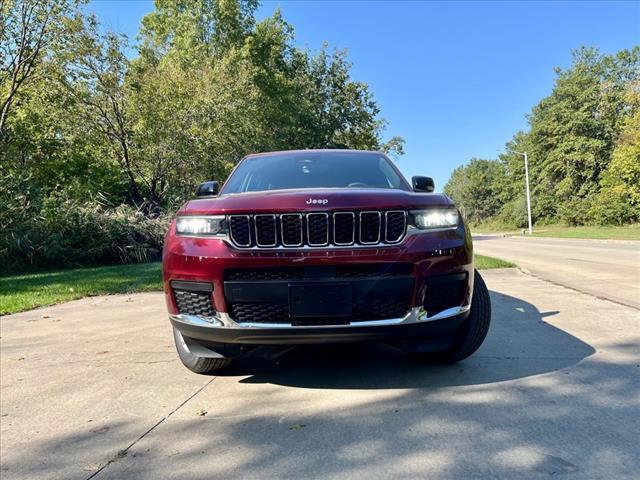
[243,149,386,159]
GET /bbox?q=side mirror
[412,176,435,193]
[196,181,219,197]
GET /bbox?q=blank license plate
[289,283,352,317]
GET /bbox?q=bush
[590,188,640,225]
[496,197,530,229]
[0,198,169,273]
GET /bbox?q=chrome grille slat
[333,212,355,245]
[229,215,251,247]
[307,213,329,246]
[254,214,277,247]
[385,210,407,243]
[228,211,406,249]
[280,214,303,246]
[359,211,381,245]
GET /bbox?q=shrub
[555,196,596,226]
[0,198,169,273]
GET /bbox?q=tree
[527,47,639,224]
[444,159,504,224]
[0,0,79,139]
[445,46,640,228]
[591,86,640,224]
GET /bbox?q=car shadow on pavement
[222,291,596,389]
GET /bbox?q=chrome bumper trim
[170,304,470,330]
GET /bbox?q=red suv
[163,150,491,373]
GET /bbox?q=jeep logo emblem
[306,198,329,205]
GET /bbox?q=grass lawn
[0,262,162,315]
[530,225,640,240]
[472,224,640,241]
[1,254,514,315]
[474,254,515,270]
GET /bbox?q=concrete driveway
[1,269,639,479]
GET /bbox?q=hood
[179,188,454,215]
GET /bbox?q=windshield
[221,151,409,194]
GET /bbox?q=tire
[173,327,232,373]
[410,269,491,364]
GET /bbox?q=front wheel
[173,327,232,373]
[410,269,491,364]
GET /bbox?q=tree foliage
[0,0,404,271]
[445,47,640,227]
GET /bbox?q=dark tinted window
[221,152,409,194]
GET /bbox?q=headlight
[175,216,226,235]
[410,208,459,229]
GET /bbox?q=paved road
[474,235,640,309]
[2,269,639,479]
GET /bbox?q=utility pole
[508,150,533,235]
[523,151,533,235]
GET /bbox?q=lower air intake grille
[424,274,467,316]
[174,290,215,317]
[353,297,408,320]
[229,302,289,323]
[172,281,215,317]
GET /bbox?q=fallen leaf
[196,409,207,416]
[289,423,306,431]
[41,314,50,319]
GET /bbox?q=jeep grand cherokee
[163,149,491,373]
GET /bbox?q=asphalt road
[474,235,640,309]
[2,269,639,479]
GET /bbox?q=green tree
[0,0,80,139]
[527,47,639,224]
[591,87,640,224]
[444,158,504,224]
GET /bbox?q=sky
[86,0,640,191]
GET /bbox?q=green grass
[530,225,640,240]
[474,254,515,270]
[0,262,162,315]
[472,224,640,241]
[1,255,514,315]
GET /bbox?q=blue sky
[87,0,640,191]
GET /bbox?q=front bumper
[169,306,469,346]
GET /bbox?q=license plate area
[289,283,352,318]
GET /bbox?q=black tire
[173,327,232,373]
[410,269,491,364]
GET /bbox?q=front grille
[227,210,407,248]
